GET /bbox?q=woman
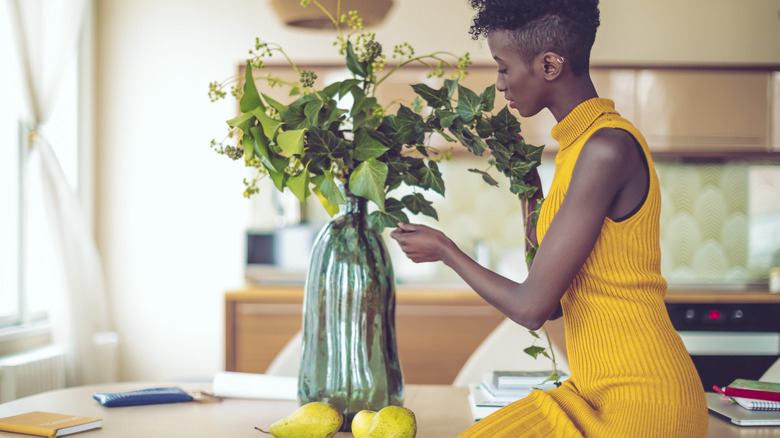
[390,0,708,436]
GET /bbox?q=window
[0,5,81,331]
[0,7,22,329]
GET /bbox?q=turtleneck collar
[550,98,618,149]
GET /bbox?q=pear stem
[254,427,271,434]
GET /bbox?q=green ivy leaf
[349,85,368,114]
[253,108,282,140]
[240,62,265,113]
[490,106,522,143]
[313,185,340,217]
[307,127,348,163]
[507,159,536,182]
[284,100,308,129]
[351,87,381,130]
[262,93,287,120]
[452,128,487,157]
[277,129,306,156]
[226,111,254,134]
[323,105,349,129]
[434,109,459,129]
[368,198,408,232]
[304,99,324,125]
[467,168,499,187]
[520,141,545,164]
[345,41,367,78]
[542,373,561,384]
[443,79,459,99]
[411,83,449,109]
[456,84,482,123]
[353,129,389,161]
[476,117,493,138]
[385,158,411,190]
[349,158,388,210]
[287,171,310,203]
[418,161,445,196]
[338,79,362,98]
[240,134,254,163]
[480,84,496,112]
[401,193,438,220]
[320,170,346,207]
[525,246,537,265]
[394,105,426,145]
[249,126,274,170]
[523,345,546,359]
[284,94,319,129]
[268,166,287,192]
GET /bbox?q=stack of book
[718,379,780,411]
[467,370,570,421]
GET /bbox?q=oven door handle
[678,331,780,356]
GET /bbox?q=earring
[557,57,564,63]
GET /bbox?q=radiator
[0,345,66,403]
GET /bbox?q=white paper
[212,372,298,400]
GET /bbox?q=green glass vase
[298,193,404,430]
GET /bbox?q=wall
[385,159,780,287]
[95,0,780,381]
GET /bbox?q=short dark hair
[468,0,600,76]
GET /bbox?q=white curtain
[7,0,118,386]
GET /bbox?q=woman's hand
[389,223,457,264]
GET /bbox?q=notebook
[733,396,780,411]
[707,393,780,426]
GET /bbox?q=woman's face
[487,29,546,118]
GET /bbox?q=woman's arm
[390,128,643,329]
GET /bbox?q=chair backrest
[265,331,302,377]
[452,318,570,387]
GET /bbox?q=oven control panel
[666,303,780,332]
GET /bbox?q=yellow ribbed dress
[458,98,709,437]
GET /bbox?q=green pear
[351,409,377,438]
[262,401,343,438]
[364,405,416,438]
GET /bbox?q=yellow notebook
[0,411,102,437]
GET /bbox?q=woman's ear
[541,52,565,79]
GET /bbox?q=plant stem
[542,326,558,376]
[375,52,464,88]
[310,0,343,38]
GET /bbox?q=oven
[666,299,780,390]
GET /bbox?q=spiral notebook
[707,393,780,426]
[733,396,780,411]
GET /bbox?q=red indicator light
[709,310,722,320]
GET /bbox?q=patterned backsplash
[275,157,780,287]
[382,158,780,287]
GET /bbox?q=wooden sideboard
[225,284,779,385]
[224,284,557,384]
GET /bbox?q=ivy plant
[208,0,544,233]
[209,0,559,381]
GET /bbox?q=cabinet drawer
[225,286,506,384]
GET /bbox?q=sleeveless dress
[458,98,709,437]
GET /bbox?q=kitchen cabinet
[252,64,778,156]
[224,284,565,384]
[635,69,771,152]
[773,72,780,152]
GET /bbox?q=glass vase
[298,192,404,430]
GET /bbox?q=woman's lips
[508,100,516,109]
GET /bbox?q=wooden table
[0,382,776,437]
[0,382,471,438]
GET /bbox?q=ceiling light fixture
[270,0,393,29]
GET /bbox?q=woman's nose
[495,74,506,92]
